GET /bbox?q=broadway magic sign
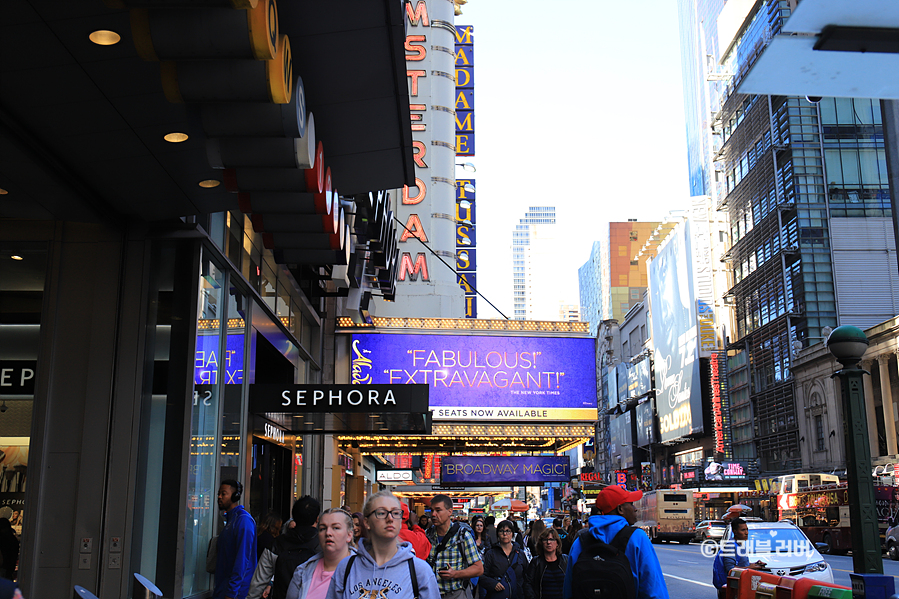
[350,334,597,422]
[441,456,570,486]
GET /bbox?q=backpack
[343,554,420,599]
[570,527,637,599]
[272,532,320,599]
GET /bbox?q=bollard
[74,586,100,599]
[134,572,164,599]
[849,574,896,599]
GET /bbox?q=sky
[453,0,693,319]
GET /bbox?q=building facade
[791,316,899,474]
[678,0,898,474]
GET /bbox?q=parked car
[718,521,833,584]
[695,519,726,542]
[885,520,899,560]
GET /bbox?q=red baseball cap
[401,503,410,522]
[595,486,643,515]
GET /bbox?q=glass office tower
[678,0,895,473]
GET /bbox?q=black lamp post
[826,325,882,574]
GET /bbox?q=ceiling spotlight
[89,30,121,46]
[198,179,221,188]
[164,132,189,143]
[11,255,23,261]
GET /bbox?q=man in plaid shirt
[426,495,484,599]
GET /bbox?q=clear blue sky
[453,0,692,319]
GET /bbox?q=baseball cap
[595,486,643,515]
[401,503,410,522]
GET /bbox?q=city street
[653,542,899,596]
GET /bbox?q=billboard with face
[350,333,598,421]
[649,221,703,442]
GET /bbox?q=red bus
[777,482,899,554]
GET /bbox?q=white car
[719,521,834,584]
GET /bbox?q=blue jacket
[214,505,258,599]
[562,515,669,599]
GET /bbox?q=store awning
[0,0,413,222]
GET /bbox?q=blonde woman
[285,509,356,599]
[327,490,440,599]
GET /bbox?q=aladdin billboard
[649,221,703,442]
[350,334,598,421]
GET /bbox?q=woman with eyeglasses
[327,490,440,599]
[478,520,527,599]
[285,509,355,599]
[522,528,566,599]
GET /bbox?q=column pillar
[862,359,879,458]
[878,354,898,457]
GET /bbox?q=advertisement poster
[351,334,597,421]
[649,221,703,442]
[0,446,27,536]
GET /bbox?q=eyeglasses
[498,529,514,535]
[542,538,557,543]
[367,509,403,520]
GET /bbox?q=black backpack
[272,531,320,599]
[570,527,637,599]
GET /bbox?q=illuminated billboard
[441,456,569,485]
[649,221,703,442]
[350,334,598,421]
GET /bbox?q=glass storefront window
[183,256,226,597]
[0,243,47,582]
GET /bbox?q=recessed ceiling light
[198,179,220,188]
[11,256,23,261]
[164,132,189,143]
[89,30,121,46]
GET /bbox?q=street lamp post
[826,325,882,574]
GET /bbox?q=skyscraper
[512,206,557,320]
[578,221,671,336]
[678,0,898,472]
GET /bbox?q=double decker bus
[635,489,695,544]
[776,481,899,553]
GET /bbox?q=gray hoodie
[326,540,440,599]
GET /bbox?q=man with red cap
[399,503,432,561]
[562,486,669,599]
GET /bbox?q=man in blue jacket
[214,480,257,599]
[562,486,669,599]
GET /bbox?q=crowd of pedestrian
[207,484,673,599]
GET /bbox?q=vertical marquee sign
[392,1,462,316]
[455,25,474,157]
[455,25,476,317]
